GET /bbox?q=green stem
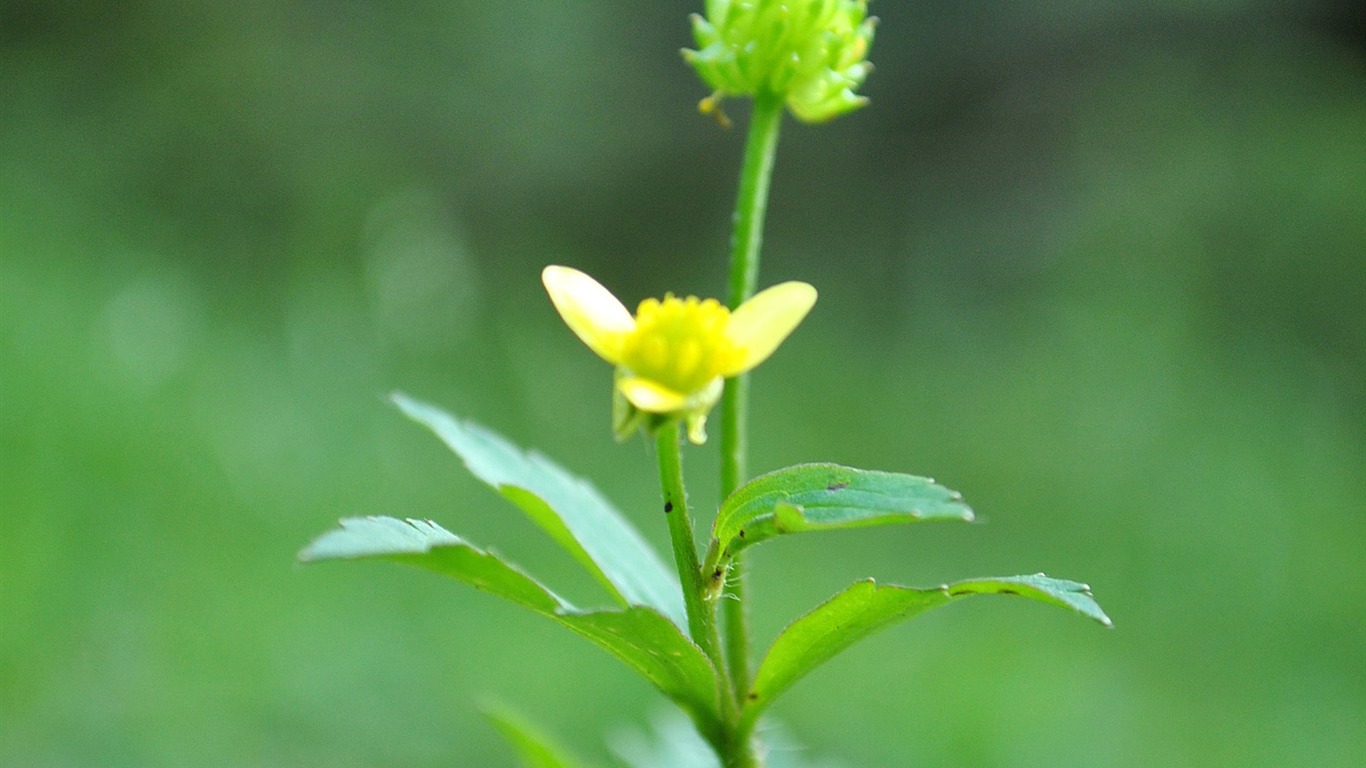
[725,89,785,311]
[720,89,784,711]
[657,421,760,767]
[655,422,728,690]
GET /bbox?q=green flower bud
[683,0,877,123]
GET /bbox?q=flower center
[620,294,741,396]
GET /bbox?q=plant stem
[655,421,728,690]
[658,420,762,767]
[720,88,784,710]
[725,89,785,312]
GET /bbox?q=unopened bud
[683,0,877,123]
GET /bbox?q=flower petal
[542,265,635,364]
[721,281,817,375]
[618,377,690,413]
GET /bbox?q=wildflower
[542,265,816,443]
[683,0,877,123]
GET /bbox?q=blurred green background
[3,1,1364,765]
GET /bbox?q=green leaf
[299,517,720,733]
[611,709,838,768]
[390,392,685,629]
[300,516,566,613]
[484,706,594,768]
[743,574,1111,725]
[710,463,974,564]
[554,609,722,739]
[610,710,722,768]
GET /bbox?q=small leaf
[390,392,686,629]
[711,463,974,564]
[610,709,840,768]
[299,516,566,613]
[944,574,1112,626]
[610,709,722,768]
[744,574,1111,725]
[300,517,720,733]
[484,706,594,768]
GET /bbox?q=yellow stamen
[619,294,741,398]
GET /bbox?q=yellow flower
[542,265,817,443]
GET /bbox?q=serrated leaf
[743,574,1111,726]
[711,463,974,564]
[390,392,685,629]
[300,516,567,613]
[300,517,720,732]
[484,706,594,768]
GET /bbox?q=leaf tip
[297,516,463,563]
[296,518,351,563]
